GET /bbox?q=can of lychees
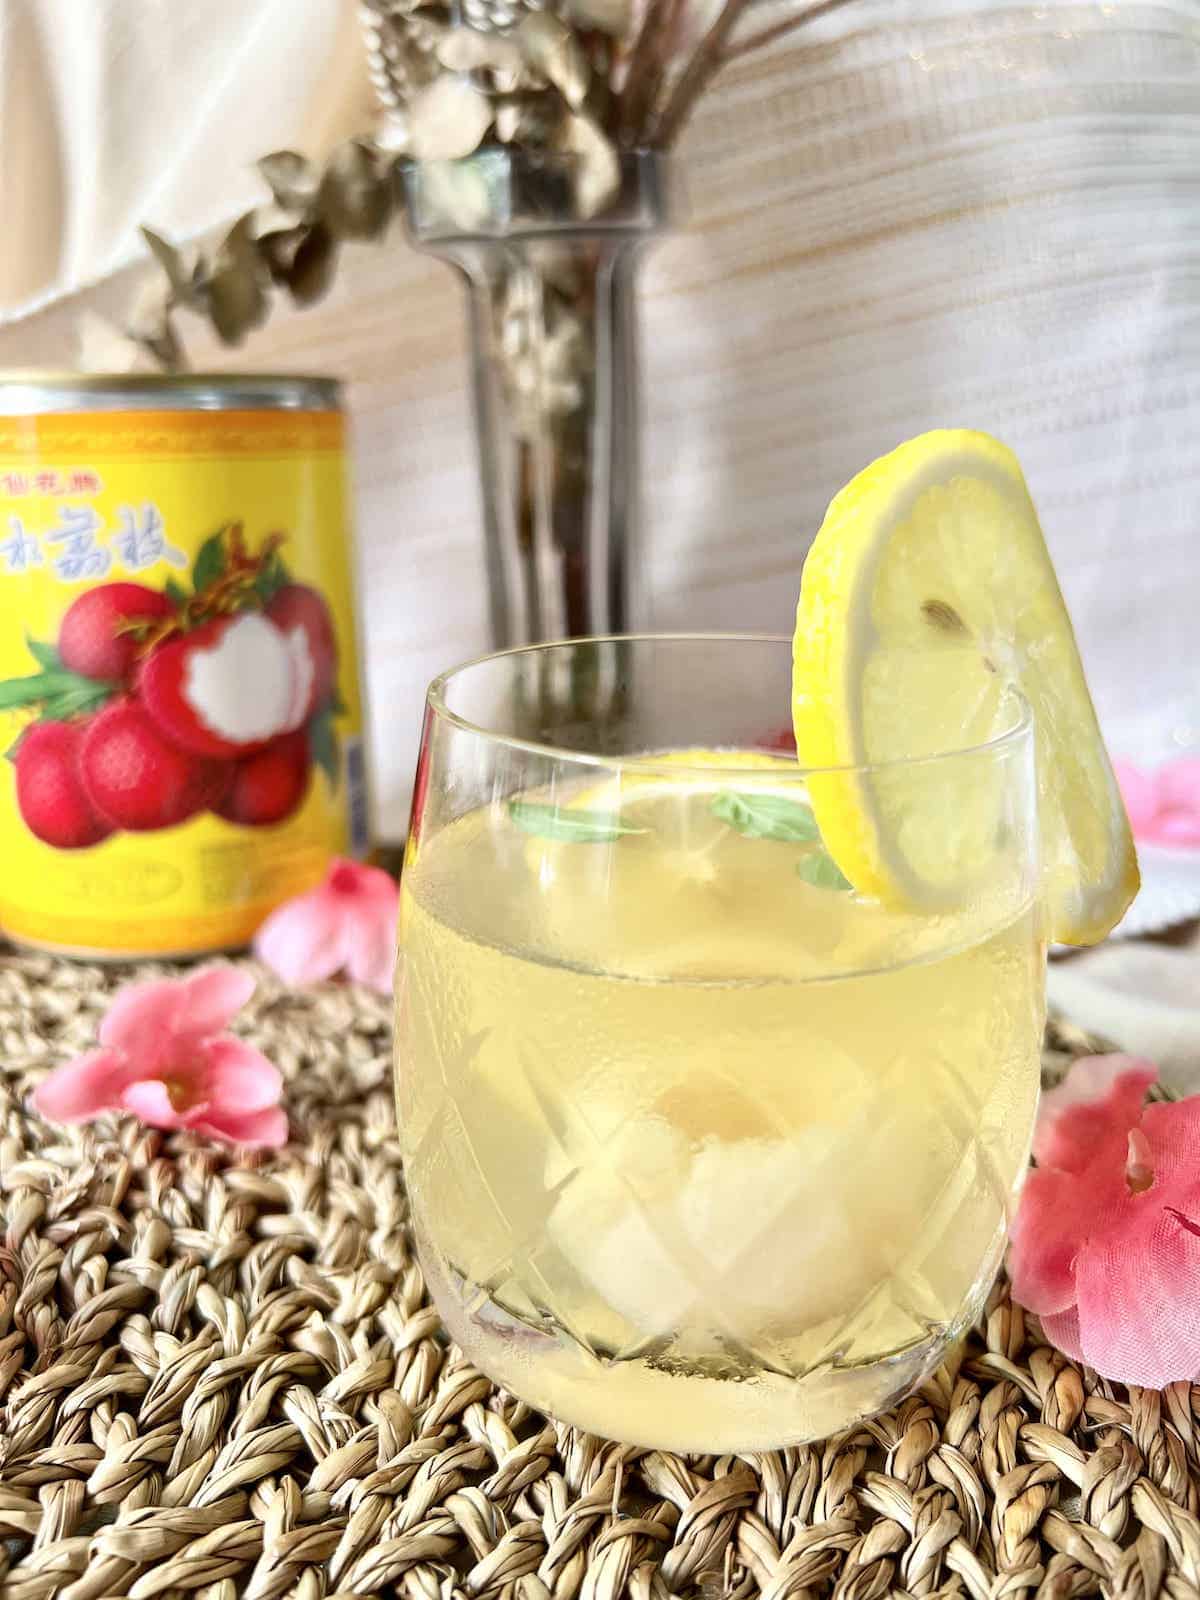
[0,372,369,958]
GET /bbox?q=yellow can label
[0,408,366,956]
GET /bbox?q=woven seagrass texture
[1,952,1198,1600]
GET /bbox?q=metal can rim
[0,371,342,414]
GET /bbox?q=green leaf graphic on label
[796,851,852,891]
[0,669,114,713]
[25,636,61,672]
[308,706,341,789]
[164,577,189,608]
[711,791,819,842]
[508,801,647,843]
[40,684,113,721]
[253,549,293,606]
[191,529,226,594]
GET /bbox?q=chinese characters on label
[0,470,101,496]
[111,505,187,575]
[0,523,41,574]
[0,503,186,580]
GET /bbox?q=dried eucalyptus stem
[652,0,751,146]
[83,0,856,368]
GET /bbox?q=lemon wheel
[792,430,1138,945]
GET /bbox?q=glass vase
[403,150,668,675]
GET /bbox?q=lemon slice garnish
[792,429,1138,944]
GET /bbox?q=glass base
[418,1229,1006,1453]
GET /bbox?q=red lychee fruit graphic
[79,698,229,831]
[215,729,311,827]
[138,610,306,760]
[58,583,177,682]
[15,721,114,849]
[266,584,338,718]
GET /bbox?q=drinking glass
[396,635,1044,1452]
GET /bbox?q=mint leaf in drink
[711,791,819,842]
[797,850,852,891]
[508,801,647,843]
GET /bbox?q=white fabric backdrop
[0,0,370,317]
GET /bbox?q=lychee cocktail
[395,433,1138,1451]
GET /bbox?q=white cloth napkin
[1049,931,1200,1096]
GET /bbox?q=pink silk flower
[33,966,286,1148]
[1113,757,1200,848]
[253,858,398,994]
[1009,1054,1200,1387]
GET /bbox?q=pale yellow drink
[396,771,1044,1452]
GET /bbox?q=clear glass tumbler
[396,636,1045,1451]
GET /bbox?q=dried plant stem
[721,0,861,62]
[588,34,617,130]
[617,0,684,141]
[651,0,751,145]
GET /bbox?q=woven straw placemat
[1,951,1198,1600]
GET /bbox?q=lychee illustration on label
[0,523,345,848]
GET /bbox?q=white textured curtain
[640,0,1200,765]
[0,0,373,318]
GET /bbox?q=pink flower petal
[1141,1098,1200,1190]
[327,858,398,913]
[174,966,256,1042]
[200,1035,283,1113]
[1074,1204,1200,1387]
[1033,1054,1158,1174]
[1117,756,1200,848]
[99,979,186,1068]
[333,862,397,991]
[1149,810,1200,848]
[121,1078,188,1129]
[101,970,256,1065]
[343,908,396,993]
[191,1103,289,1149]
[1155,758,1200,815]
[1009,1164,1127,1316]
[1113,760,1160,838]
[254,861,399,990]
[254,886,346,986]
[33,1048,135,1123]
[1038,1304,1085,1365]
